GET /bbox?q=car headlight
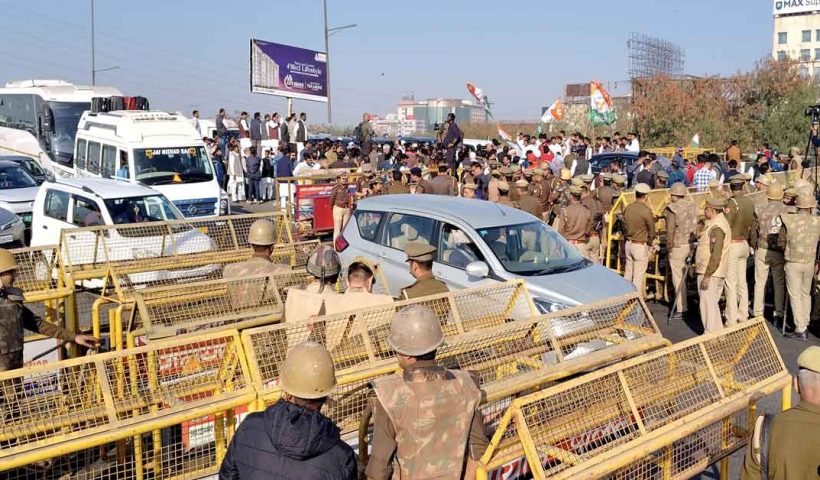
[533,298,569,314]
[219,199,228,215]
[0,217,21,231]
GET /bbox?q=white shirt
[293,161,320,176]
[192,117,201,135]
[548,144,562,155]
[626,139,640,152]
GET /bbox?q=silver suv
[335,194,635,313]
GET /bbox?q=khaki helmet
[247,219,276,246]
[280,341,337,399]
[796,193,818,209]
[0,249,17,274]
[306,245,341,279]
[387,305,445,357]
[793,179,814,196]
[670,182,687,197]
[766,183,785,201]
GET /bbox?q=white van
[74,110,228,218]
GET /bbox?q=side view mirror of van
[465,261,489,279]
[43,106,55,133]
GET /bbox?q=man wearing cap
[777,194,820,340]
[549,168,573,228]
[741,345,820,480]
[400,242,449,300]
[579,178,603,263]
[329,173,352,241]
[695,197,732,333]
[515,179,543,219]
[487,168,501,202]
[220,341,357,480]
[782,188,798,211]
[461,182,477,199]
[750,183,789,321]
[386,170,410,195]
[365,305,487,480]
[285,246,342,323]
[623,183,656,297]
[223,219,291,306]
[429,162,456,196]
[496,181,515,208]
[410,167,434,195]
[724,174,755,325]
[665,183,697,320]
[655,170,669,189]
[560,185,592,256]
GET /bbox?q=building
[397,95,488,133]
[772,1,820,79]
[371,114,425,137]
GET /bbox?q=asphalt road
[235,199,818,479]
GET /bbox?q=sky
[0,0,774,126]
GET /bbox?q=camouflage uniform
[366,360,486,480]
[549,182,571,229]
[223,256,290,309]
[778,213,820,334]
[750,200,789,318]
[580,193,603,263]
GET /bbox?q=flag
[690,133,700,148]
[589,81,617,126]
[497,124,511,141]
[466,82,494,119]
[540,98,565,123]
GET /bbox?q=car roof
[357,194,536,229]
[591,151,638,160]
[50,178,159,198]
[0,156,34,162]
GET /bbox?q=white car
[0,159,40,230]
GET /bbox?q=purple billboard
[250,39,328,103]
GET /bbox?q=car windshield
[477,221,586,276]
[104,195,184,225]
[133,146,214,185]
[0,165,38,189]
[48,101,88,164]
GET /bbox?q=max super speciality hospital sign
[774,0,820,15]
[250,39,328,103]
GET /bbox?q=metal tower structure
[627,32,685,79]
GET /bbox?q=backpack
[353,122,366,145]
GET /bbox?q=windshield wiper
[529,260,588,276]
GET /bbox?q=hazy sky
[0,0,773,126]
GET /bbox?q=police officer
[655,170,669,189]
[461,182,478,199]
[695,197,731,333]
[329,172,352,241]
[486,167,501,202]
[0,249,99,372]
[365,305,487,480]
[623,183,656,298]
[724,174,755,325]
[223,219,290,308]
[514,179,543,218]
[496,181,515,208]
[579,176,603,263]
[665,182,697,321]
[400,242,449,300]
[560,185,592,257]
[429,162,456,196]
[750,183,789,320]
[386,170,410,195]
[549,168,573,229]
[284,245,341,323]
[777,194,820,340]
[597,173,618,254]
[740,345,820,480]
[410,167,434,195]
[220,341,357,480]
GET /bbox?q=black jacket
[219,400,357,480]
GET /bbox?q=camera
[805,105,820,122]
[432,122,443,131]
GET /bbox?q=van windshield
[133,146,214,185]
[476,221,586,276]
[104,195,184,225]
[0,164,38,189]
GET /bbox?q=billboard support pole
[324,0,332,125]
[287,98,293,117]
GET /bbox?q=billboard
[250,39,328,103]
[773,0,820,15]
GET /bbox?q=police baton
[667,255,693,326]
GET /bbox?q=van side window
[383,213,436,252]
[75,139,87,170]
[439,223,484,269]
[72,195,103,227]
[101,145,116,179]
[87,141,101,175]
[43,189,69,222]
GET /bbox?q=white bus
[0,80,122,175]
[74,110,228,217]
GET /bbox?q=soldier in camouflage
[365,305,487,480]
[777,194,820,340]
[665,183,697,321]
[750,183,789,320]
[549,168,573,229]
[579,175,603,263]
[223,219,290,308]
[284,245,341,323]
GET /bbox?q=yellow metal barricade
[0,330,254,476]
[476,319,790,480]
[647,147,712,162]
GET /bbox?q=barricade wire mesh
[10,246,72,342]
[479,319,788,480]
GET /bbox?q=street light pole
[322,0,356,126]
[91,0,96,86]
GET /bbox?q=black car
[0,155,53,184]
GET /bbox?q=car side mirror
[465,261,489,279]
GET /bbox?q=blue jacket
[667,169,688,187]
[274,155,293,178]
[250,119,263,141]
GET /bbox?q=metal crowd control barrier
[0,330,254,477]
[242,280,537,434]
[476,319,791,480]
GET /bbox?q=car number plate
[0,235,14,244]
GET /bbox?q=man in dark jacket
[219,341,356,480]
[250,112,263,153]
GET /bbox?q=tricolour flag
[540,98,565,123]
[589,81,617,126]
[466,82,494,119]
[497,124,511,141]
[690,133,700,148]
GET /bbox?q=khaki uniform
[329,183,352,241]
[779,213,820,333]
[497,197,516,209]
[741,402,820,480]
[366,360,487,480]
[386,182,410,195]
[560,202,592,256]
[429,175,456,196]
[400,273,449,300]
[516,193,543,219]
[222,256,290,308]
[416,179,435,195]
[623,202,656,297]
[750,200,789,318]
[487,178,500,202]
[538,178,554,213]
[549,183,571,229]
[322,287,393,351]
[724,192,755,324]
[581,194,603,263]
[284,281,341,323]
[665,199,697,313]
[695,213,731,333]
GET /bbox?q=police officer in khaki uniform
[366,305,487,480]
[514,179,543,219]
[741,345,820,480]
[429,162,456,196]
[623,183,656,298]
[777,194,820,340]
[696,197,732,333]
[560,185,592,257]
[549,168,573,229]
[496,181,515,208]
[579,175,603,263]
[0,249,99,372]
[724,174,755,325]
[329,172,353,241]
[461,182,477,199]
[486,168,501,202]
[223,219,291,308]
[284,245,341,323]
[386,170,410,195]
[665,182,697,321]
[750,183,789,320]
[400,242,449,300]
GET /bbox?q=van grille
[173,198,217,217]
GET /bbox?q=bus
[74,110,228,217]
[0,80,123,176]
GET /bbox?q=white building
[772,0,820,79]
